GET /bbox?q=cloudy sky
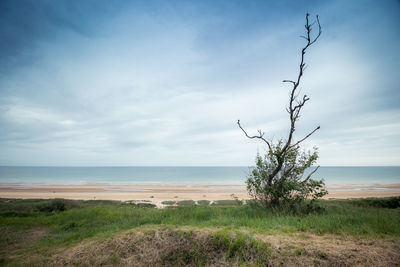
[0,0,399,166]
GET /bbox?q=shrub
[246,144,327,208]
[36,199,67,213]
[177,200,196,206]
[161,201,176,205]
[349,197,400,209]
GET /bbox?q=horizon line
[0,165,399,168]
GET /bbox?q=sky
[0,0,399,166]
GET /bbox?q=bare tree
[238,14,326,206]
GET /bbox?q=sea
[0,166,399,187]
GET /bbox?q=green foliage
[62,222,79,231]
[36,199,67,213]
[246,143,327,209]
[0,198,77,214]
[177,200,196,206]
[1,198,399,250]
[348,197,400,209]
[134,202,156,208]
[161,201,176,205]
[209,230,271,263]
[159,230,271,266]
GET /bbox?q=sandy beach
[1,184,400,207]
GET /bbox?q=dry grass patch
[256,232,400,266]
[46,228,270,266]
[33,227,400,267]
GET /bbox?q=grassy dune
[0,197,399,266]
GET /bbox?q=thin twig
[237,120,272,151]
[289,126,320,149]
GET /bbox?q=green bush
[161,201,176,205]
[349,197,400,209]
[246,144,327,210]
[177,200,196,206]
[36,199,67,213]
[134,203,156,208]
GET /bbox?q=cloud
[0,0,399,166]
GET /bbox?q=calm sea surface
[0,166,399,186]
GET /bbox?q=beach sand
[1,184,399,207]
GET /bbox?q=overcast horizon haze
[1,0,399,167]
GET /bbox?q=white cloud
[0,0,399,166]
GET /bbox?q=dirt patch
[37,228,400,266]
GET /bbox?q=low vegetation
[48,228,272,266]
[0,197,399,266]
[347,196,400,209]
[197,200,211,206]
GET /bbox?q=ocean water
[0,166,399,186]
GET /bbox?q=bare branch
[237,120,272,151]
[283,80,296,86]
[290,126,320,149]
[292,95,310,117]
[302,166,320,183]
[309,15,322,45]
[279,13,321,156]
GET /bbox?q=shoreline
[1,184,399,205]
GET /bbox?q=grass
[161,200,176,205]
[159,229,271,266]
[0,197,399,265]
[211,199,242,206]
[1,198,399,239]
